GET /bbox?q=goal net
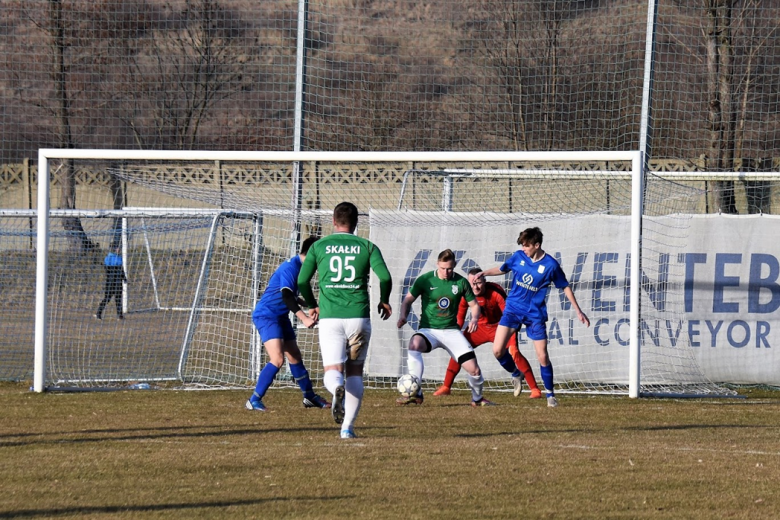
[26,150,733,396]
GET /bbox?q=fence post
[23,158,33,249]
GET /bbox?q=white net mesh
[3,2,779,160]
[9,155,736,395]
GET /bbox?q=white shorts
[414,328,474,361]
[318,317,372,366]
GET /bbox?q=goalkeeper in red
[483,227,590,408]
[298,202,393,440]
[433,267,542,399]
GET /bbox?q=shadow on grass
[453,422,778,438]
[0,495,352,519]
[624,423,780,432]
[0,425,336,447]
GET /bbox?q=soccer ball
[397,374,420,397]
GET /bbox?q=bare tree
[469,0,529,151]
[536,1,572,151]
[119,0,254,149]
[48,0,95,251]
[467,0,578,151]
[702,0,775,213]
[322,61,418,151]
[704,0,737,212]
[10,1,152,251]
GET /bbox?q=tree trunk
[743,158,772,214]
[50,0,95,251]
[704,0,737,213]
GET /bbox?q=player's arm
[563,286,590,327]
[396,291,417,329]
[369,244,393,320]
[462,281,480,333]
[281,288,316,328]
[481,266,506,277]
[297,254,318,311]
[465,299,481,333]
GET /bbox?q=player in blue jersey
[95,242,127,320]
[482,227,589,407]
[245,236,331,412]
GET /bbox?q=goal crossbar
[34,149,650,394]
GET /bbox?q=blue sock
[289,362,314,398]
[540,363,554,397]
[253,363,280,399]
[497,351,520,378]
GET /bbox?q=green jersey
[298,232,392,319]
[410,270,474,329]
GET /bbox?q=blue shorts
[498,311,548,341]
[253,314,296,343]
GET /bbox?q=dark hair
[517,227,543,246]
[437,249,456,263]
[300,236,319,255]
[333,201,359,231]
[467,267,483,276]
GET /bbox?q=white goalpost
[31,148,733,397]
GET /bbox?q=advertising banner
[368,210,780,386]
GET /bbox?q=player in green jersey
[298,202,393,439]
[396,249,493,407]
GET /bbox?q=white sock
[342,375,364,431]
[407,350,424,381]
[323,369,344,396]
[467,372,484,401]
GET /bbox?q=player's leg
[339,318,371,438]
[459,356,489,406]
[318,319,348,425]
[247,338,283,411]
[492,322,521,376]
[95,292,109,319]
[434,356,460,396]
[341,361,364,439]
[284,339,331,409]
[280,316,329,408]
[397,332,431,405]
[434,329,471,396]
[435,328,484,396]
[406,332,429,380]
[95,272,112,319]
[114,276,124,319]
[440,330,492,406]
[246,316,285,411]
[528,321,556,407]
[507,330,541,398]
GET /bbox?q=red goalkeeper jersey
[457,281,507,328]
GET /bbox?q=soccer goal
[29,148,733,397]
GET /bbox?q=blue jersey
[253,255,302,320]
[104,252,122,267]
[501,250,569,321]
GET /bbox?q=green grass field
[1,383,779,519]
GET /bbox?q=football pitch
[1,383,779,519]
